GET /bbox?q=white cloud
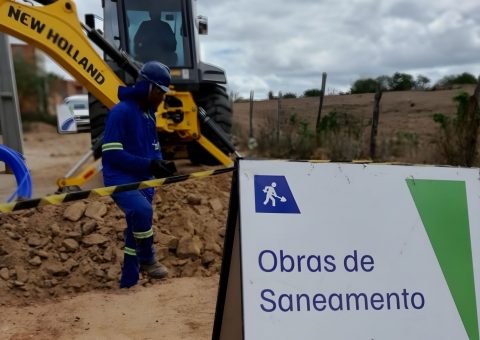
[20,0,480,99]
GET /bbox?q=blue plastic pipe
[0,144,32,202]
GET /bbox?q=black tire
[188,84,233,165]
[88,94,109,159]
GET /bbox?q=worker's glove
[150,159,177,178]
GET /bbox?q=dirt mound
[0,173,231,305]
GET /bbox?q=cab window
[124,0,192,68]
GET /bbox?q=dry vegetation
[232,85,478,165]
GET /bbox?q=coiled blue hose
[0,144,32,202]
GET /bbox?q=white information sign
[239,160,480,340]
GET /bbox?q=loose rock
[14,265,28,283]
[85,202,108,220]
[209,198,223,212]
[36,250,50,259]
[82,234,109,246]
[63,202,86,222]
[0,268,9,280]
[28,256,42,266]
[64,258,79,271]
[50,223,61,236]
[176,236,202,259]
[201,251,217,265]
[6,231,20,240]
[156,247,169,261]
[68,276,88,289]
[63,239,79,252]
[186,194,202,205]
[43,262,69,276]
[82,220,97,235]
[156,233,179,250]
[64,232,82,241]
[218,227,226,237]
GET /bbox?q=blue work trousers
[112,188,156,288]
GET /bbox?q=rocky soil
[0,172,232,306]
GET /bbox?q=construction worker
[102,61,175,288]
[134,6,177,65]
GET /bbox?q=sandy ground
[0,276,219,340]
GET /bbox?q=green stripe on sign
[406,179,479,340]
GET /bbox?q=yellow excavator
[0,0,235,190]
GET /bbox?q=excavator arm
[0,0,233,190]
[0,0,120,109]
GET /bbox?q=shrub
[381,131,419,159]
[432,91,480,166]
[255,112,317,159]
[388,72,415,91]
[303,89,321,97]
[415,75,430,90]
[316,109,365,161]
[282,92,297,99]
[435,73,478,88]
[350,78,378,94]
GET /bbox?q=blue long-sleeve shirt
[102,84,162,186]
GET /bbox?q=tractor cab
[102,0,224,91]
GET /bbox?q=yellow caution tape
[0,167,234,213]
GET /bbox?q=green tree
[435,72,478,87]
[433,91,480,166]
[388,72,415,91]
[436,75,454,88]
[282,92,297,99]
[350,78,378,94]
[375,75,391,91]
[13,56,44,99]
[415,75,430,89]
[13,55,60,121]
[303,88,321,97]
[454,72,477,84]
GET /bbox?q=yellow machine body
[0,0,233,189]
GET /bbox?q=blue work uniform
[102,82,161,288]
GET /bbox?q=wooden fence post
[370,87,383,160]
[277,91,282,144]
[249,90,254,139]
[315,72,328,133]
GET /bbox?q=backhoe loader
[0,0,233,190]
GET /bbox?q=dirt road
[1,276,219,340]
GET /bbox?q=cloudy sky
[41,0,480,99]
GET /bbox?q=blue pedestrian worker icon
[254,175,300,214]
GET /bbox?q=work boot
[140,261,169,279]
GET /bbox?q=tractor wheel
[188,85,232,165]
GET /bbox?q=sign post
[214,160,480,340]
